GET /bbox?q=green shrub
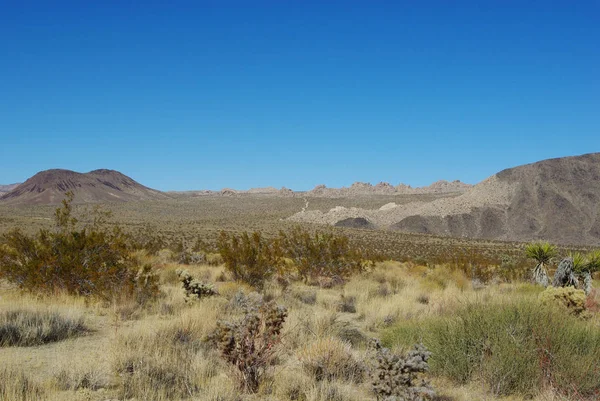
[0,193,160,302]
[217,231,281,288]
[383,300,600,398]
[278,227,367,283]
[0,309,86,347]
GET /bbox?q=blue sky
[1,1,598,191]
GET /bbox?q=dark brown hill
[390,153,600,245]
[0,169,170,205]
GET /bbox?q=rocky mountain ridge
[289,153,600,245]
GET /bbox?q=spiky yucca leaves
[207,301,287,393]
[370,339,436,401]
[571,250,600,295]
[525,242,557,287]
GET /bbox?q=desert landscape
[2,2,599,401]
[0,153,599,401]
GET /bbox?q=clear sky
[1,1,598,191]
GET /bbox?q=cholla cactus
[207,301,287,393]
[370,339,436,401]
[176,269,216,301]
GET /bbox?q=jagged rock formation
[290,153,600,245]
[306,180,471,197]
[0,169,169,205]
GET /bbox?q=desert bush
[336,294,357,313]
[0,308,86,347]
[0,194,160,302]
[279,226,367,283]
[0,367,46,401]
[370,339,436,401]
[176,269,217,301]
[298,336,365,382]
[207,300,287,393]
[383,300,600,397]
[217,231,281,289]
[538,286,587,317]
[175,250,206,265]
[295,289,318,305]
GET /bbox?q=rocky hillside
[0,169,170,205]
[290,153,600,245]
[0,183,20,195]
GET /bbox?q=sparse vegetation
[0,193,160,302]
[0,195,598,401]
[0,367,46,401]
[0,308,86,347]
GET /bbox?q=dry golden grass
[0,256,598,400]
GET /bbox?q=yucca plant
[525,242,557,287]
[573,250,600,295]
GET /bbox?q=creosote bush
[279,226,367,283]
[207,300,287,393]
[217,231,280,289]
[0,193,160,303]
[217,227,370,289]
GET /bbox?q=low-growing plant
[113,324,205,399]
[0,367,46,401]
[538,286,587,317]
[207,300,287,393]
[0,308,86,347]
[298,336,365,382]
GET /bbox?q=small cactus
[370,339,436,401]
[176,270,217,301]
[207,300,287,393]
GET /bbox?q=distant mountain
[0,169,170,205]
[306,180,471,197]
[290,153,600,245]
[0,183,21,195]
